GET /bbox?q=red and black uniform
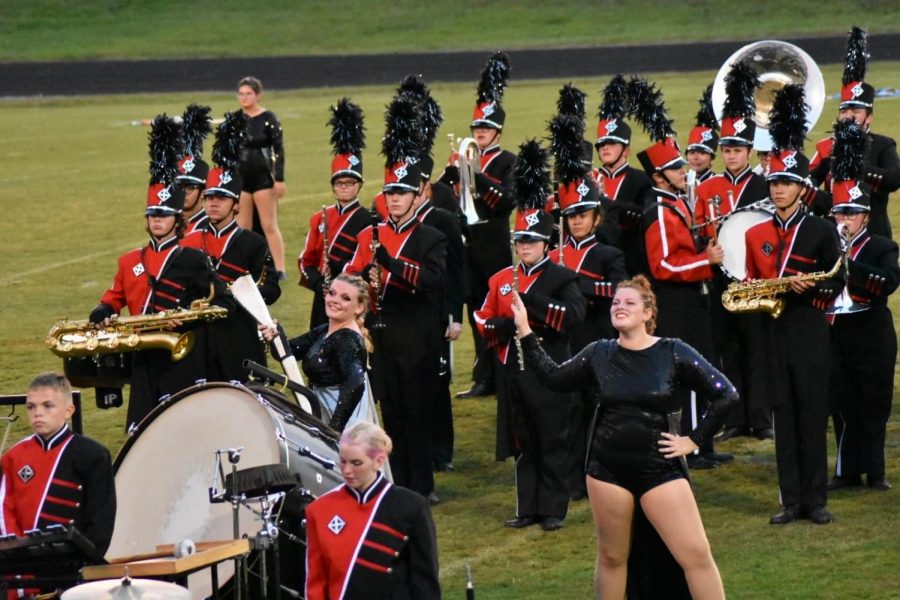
[810,133,900,237]
[473,257,585,520]
[830,227,899,483]
[692,166,768,239]
[591,163,653,274]
[300,200,371,328]
[184,209,210,235]
[305,473,440,600]
[92,236,230,429]
[0,425,116,555]
[745,207,842,511]
[642,187,718,452]
[416,200,465,470]
[346,218,446,496]
[183,218,280,381]
[694,167,715,184]
[437,145,516,387]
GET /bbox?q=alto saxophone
[47,293,227,362]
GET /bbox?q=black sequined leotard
[288,324,367,431]
[522,334,738,496]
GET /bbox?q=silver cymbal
[61,577,192,600]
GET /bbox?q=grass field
[1,62,899,598]
[2,1,900,61]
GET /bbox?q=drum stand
[209,447,249,600]
[241,495,284,600]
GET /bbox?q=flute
[511,241,525,371]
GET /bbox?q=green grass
[1,63,899,598]
[2,0,900,61]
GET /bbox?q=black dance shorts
[585,405,686,497]
[240,167,275,193]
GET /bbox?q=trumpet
[449,134,483,226]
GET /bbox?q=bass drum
[107,381,344,599]
[717,205,775,281]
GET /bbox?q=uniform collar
[387,214,418,234]
[520,254,550,276]
[774,205,806,230]
[851,226,869,247]
[653,187,681,202]
[35,424,72,451]
[724,165,752,185]
[148,235,179,252]
[568,233,597,250]
[414,200,432,219]
[207,217,240,238]
[482,144,501,156]
[188,209,208,224]
[696,167,714,182]
[601,162,629,178]
[337,198,360,215]
[344,472,388,505]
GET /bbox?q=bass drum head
[717,207,773,281]
[108,383,294,598]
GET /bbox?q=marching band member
[176,104,212,235]
[89,116,230,430]
[825,119,899,492]
[304,422,440,600]
[299,98,370,328]
[592,74,653,274]
[743,85,843,525]
[632,77,729,470]
[474,140,585,531]
[234,76,288,275]
[346,95,447,501]
[809,27,900,235]
[549,112,626,499]
[685,84,719,185]
[436,52,517,400]
[183,111,281,382]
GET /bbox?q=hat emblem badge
[348,155,360,166]
[783,152,798,169]
[220,171,232,185]
[606,120,618,133]
[851,83,864,98]
[525,212,540,227]
[733,118,746,133]
[157,186,172,202]
[849,185,862,199]
[701,130,713,142]
[577,182,590,197]
[394,165,408,180]
[182,157,195,172]
[482,102,495,117]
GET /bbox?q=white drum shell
[717,207,774,281]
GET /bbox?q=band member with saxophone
[548,113,626,500]
[632,78,730,470]
[824,119,899,493]
[473,140,585,531]
[300,98,370,328]
[345,96,447,502]
[183,111,281,383]
[693,65,771,443]
[436,53,517,399]
[685,84,719,185]
[176,104,213,235]
[591,74,653,275]
[89,116,231,430]
[742,85,842,525]
[809,27,900,235]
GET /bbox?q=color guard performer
[299,98,370,328]
[176,104,212,235]
[89,116,231,430]
[809,26,900,234]
[685,84,719,184]
[436,52,517,399]
[474,140,585,531]
[345,96,447,501]
[825,119,899,492]
[742,85,843,525]
[183,111,281,382]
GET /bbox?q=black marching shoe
[770,505,801,525]
[455,381,494,399]
[540,517,565,531]
[426,491,441,506]
[505,516,538,529]
[703,451,735,464]
[716,427,748,442]
[867,476,892,491]
[827,475,863,491]
[808,505,833,525]
[687,455,719,470]
[752,427,775,440]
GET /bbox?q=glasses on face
[333,180,359,188]
[833,211,866,219]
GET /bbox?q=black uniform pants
[207,314,267,383]
[128,345,206,430]
[432,336,455,467]
[722,313,773,431]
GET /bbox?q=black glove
[374,243,392,266]
[269,323,292,362]
[443,165,460,186]
[89,303,115,324]
[486,317,517,338]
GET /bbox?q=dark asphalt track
[3,34,900,97]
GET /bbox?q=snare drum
[717,205,774,281]
[107,381,344,597]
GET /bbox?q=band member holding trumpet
[183,111,281,383]
[824,119,899,492]
[437,52,517,400]
[300,98,370,328]
[474,140,585,531]
[741,85,842,525]
[176,104,212,235]
[346,95,447,501]
[89,116,231,430]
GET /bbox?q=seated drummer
[1,373,116,555]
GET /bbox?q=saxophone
[47,297,228,362]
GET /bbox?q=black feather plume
[831,118,867,181]
[382,95,424,167]
[598,74,628,121]
[549,114,587,184]
[181,104,212,158]
[768,84,808,152]
[627,76,675,142]
[329,98,366,156]
[397,75,429,102]
[513,139,552,211]
[476,51,511,104]
[557,83,587,120]
[722,62,759,120]
[148,114,184,185]
[695,84,718,129]
[843,26,869,85]
[212,110,247,170]
[396,75,443,156]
